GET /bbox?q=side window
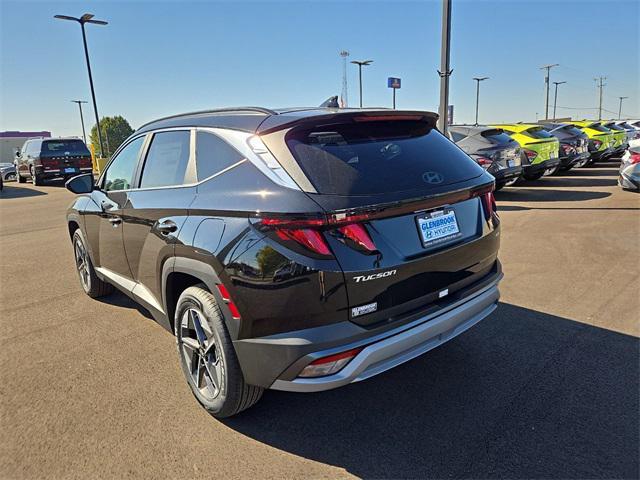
[20,142,30,156]
[196,131,244,181]
[139,131,191,188]
[103,136,144,191]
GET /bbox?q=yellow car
[601,121,629,157]
[566,121,614,162]
[491,124,560,180]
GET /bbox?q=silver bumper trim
[271,281,500,392]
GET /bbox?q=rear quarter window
[285,119,483,195]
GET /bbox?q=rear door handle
[108,217,122,226]
[156,220,178,235]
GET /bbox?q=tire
[175,285,263,418]
[5,173,16,181]
[30,166,43,186]
[17,171,26,183]
[522,171,544,181]
[72,229,114,298]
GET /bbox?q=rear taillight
[298,347,363,378]
[260,214,378,256]
[41,158,58,168]
[561,144,575,155]
[473,156,493,169]
[79,157,92,167]
[629,152,640,165]
[481,191,498,220]
[523,149,537,161]
[336,223,377,253]
[216,284,241,319]
[591,139,603,150]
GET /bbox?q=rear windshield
[285,119,483,195]
[561,125,584,136]
[481,129,515,144]
[589,124,611,133]
[41,140,90,155]
[523,127,554,139]
[604,124,624,131]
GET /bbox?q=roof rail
[137,106,278,131]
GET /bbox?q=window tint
[103,136,144,191]
[140,131,191,188]
[41,139,90,155]
[196,131,244,180]
[449,131,466,143]
[286,119,483,195]
[523,127,554,139]
[481,129,514,145]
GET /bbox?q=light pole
[594,76,607,121]
[552,81,566,120]
[54,13,107,158]
[71,100,88,144]
[540,63,559,120]
[618,96,629,119]
[473,77,489,125]
[350,60,373,108]
[438,0,453,134]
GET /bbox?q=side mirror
[15,151,21,158]
[65,173,96,194]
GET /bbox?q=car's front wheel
[72,229,114,298]
[175,285,263,418]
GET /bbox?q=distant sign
[387,77,401,89]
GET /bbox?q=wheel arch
[163,257,239,338]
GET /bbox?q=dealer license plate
[417,210,461,247]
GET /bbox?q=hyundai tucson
[65,107,502,417]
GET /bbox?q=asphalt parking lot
[1,162,638,479]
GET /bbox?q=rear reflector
[298,347,363,378]
[216,284,241,320]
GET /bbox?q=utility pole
[540,64,559,121]
[339,50,349,108]
[350,60,373,108]
[595,76,607,120]
[437,0,453,134]
[618,96,629,119]
[54,13,108,158]
[552,81,566,120]
[473,77,488,125]
[71,100,88,144]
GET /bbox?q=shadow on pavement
[224,303,639,479]
[527,177,618,188]
[495,188,610,203]
[0,185,48,199]
[96,291,154,320]
[560,168,619,177]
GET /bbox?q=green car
[566,121,614,162]
[491,124,560,180]
[601,121,628,157]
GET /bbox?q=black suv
[540,123,590,171]
[66,107,502,417]
[16,137,93,185]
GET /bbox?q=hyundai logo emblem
[422,171,444,184]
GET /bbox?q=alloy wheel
[74,239,91,292]
[179,308,224,400]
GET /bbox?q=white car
[619,139,640,191]
[616,121,640,143]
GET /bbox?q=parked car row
[450,119,640,189]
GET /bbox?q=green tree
[90,115,134,158]
[256,246,283,278]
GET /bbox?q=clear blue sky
[1,0,638,139]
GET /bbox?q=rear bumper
[560,151,590,167]
[590,147,612,161]
[523,158,561,174]
[270,275,501,392]
[491,166,523,184]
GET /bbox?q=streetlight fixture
[350,60,373,108]
[540,63,559,120]
[54,13,108,158]
[472,77,489,125]
[552,81,567,120]
[618,96,629,119]
[71,100,88,144]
